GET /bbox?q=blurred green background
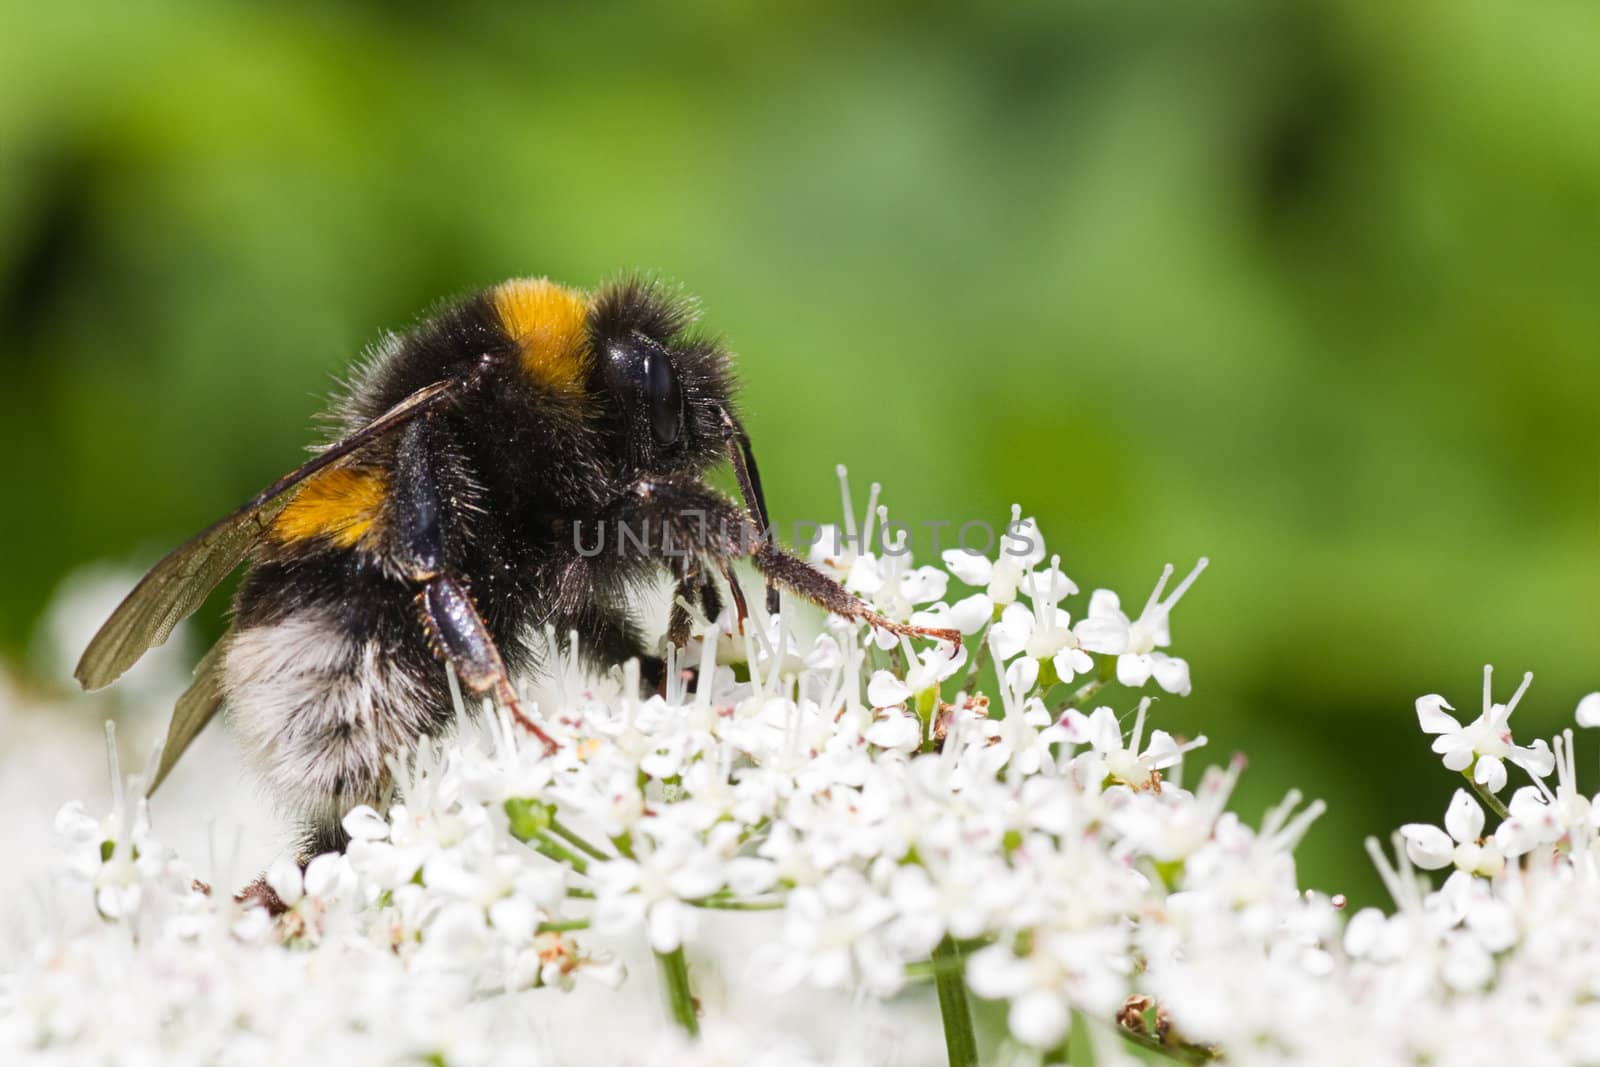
[2,1,1595,906]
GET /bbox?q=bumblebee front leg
[629,479,961,649]
[419,575,558,754]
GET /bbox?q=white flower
[1417,666,1554,792]
[1399,790,1514,886]
[1576,692,1600,728]
[590,834,724,952]
[989,657,1068,777]
[1496,729,1597,856]
[1083,558,1207,696]
[940,504,1047,613]
[1071,699,1205,789]
[18,480,1600,1067]
[989,556,1097,685]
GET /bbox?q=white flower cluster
[2,480,1595,1067]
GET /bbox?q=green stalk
[548,816,611,861]
[530,831,589,874]
[931,936,978,1067]
[1463,770,1512,819]
[656,945,700,1037]
[688,895,786,911]
[1118,1025,1218,1064]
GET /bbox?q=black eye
[643,350,682,445]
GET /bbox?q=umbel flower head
[4,474,1597,1067]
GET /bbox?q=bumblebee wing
[147,632,231,796]
[74,375,463,690]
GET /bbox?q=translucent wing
[75,376,462,691]
[147,632,231,796]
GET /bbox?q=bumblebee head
[586,278,740,483]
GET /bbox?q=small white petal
[647,900,691,953]
[866,671,913,708]
[900,565,949,605]
[1415,694,1460,734]
[342,805,391,842]
[1009,990,1071,1049]
[489,896,537,943]
[1466,897,1518,953]
[803,634,843,670]
[1073,615,1127,655]
[1142,730,1183,770]
[301,853,348,897]
[845,555,884,596]
[1441,934,1493,992]
[990,603,1034,662]
[726,857,778,896]
[948,593,995,635]
[1086,707,1124,753]
[1051,648,1093,685]
[1511,739,1555,779]
[1004,656,1040,698]
[1150,654,1192,697]
[264,855,304,908]
[53,801,101,842]
[1399,824,1455,869]
[1577,692,1600,728]
[1343,908,1386,957]
[941,548,993,587]
[1116,653,1153,689]
[1445,789,1485,844]
[1087,588,1125,621]
[1473,755,1507,794]
[864,711,922,752]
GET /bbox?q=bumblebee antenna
[718,407,780,616]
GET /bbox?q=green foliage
[4,0,1596,906]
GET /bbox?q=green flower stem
[1118,1025,1218,1064]
[535,918,590,934]
[1463,771,1512,820]
[1060,675,1107,712]
[688,896,786,911]
[904,955,966,982]
[931,936,978,1067]
[655,945,700,1037]
[548,817,611,861]
[530,831,590,875]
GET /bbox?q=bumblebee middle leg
[419,574,558,753]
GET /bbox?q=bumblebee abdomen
[227,559,457,853]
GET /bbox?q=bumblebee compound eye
[643,348,682,445]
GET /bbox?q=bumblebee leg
[716,406,781,617]
[625,479,962,650]
[667,583,695,650]
[749,539,961,648]
[666,565,725,648]
[715,559,748,633]
[420,575,558,754]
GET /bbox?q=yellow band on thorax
[492,278,591,394]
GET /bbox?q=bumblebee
[77,277,958,856]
